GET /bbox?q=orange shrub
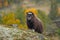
[2,12,28,30]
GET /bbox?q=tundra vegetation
[0,0,60,40]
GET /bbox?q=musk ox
[26,12,43,33]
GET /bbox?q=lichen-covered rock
[0,25,48,40]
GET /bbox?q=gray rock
[0,25,48,40]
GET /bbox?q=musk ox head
[26,12,34,21]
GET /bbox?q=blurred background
[0,0,60,40]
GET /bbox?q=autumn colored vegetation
[0,0,60,37]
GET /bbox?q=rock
[0,25,48,40]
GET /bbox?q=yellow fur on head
[24,8,38,16]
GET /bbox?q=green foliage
[56,0,60,3]
[37,10,57,33]
[15,7,25,24]
[33,0,41,3]
[0,16,2,24]
[56,28,60,35]
[49,0,58,20]
[8,0,23,4]
[0,12,3,24]
[37,10,52,27]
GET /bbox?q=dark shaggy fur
[26,12,43,33]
